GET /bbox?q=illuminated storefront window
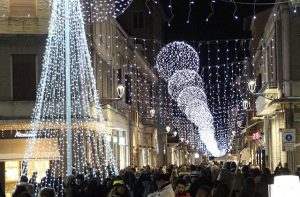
[108,129,129,169]
[5,161,20,197]
[5,161,20,181]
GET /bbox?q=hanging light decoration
[155,41,225,157]
[155,41,199,80]
[22,0,118,194]
[81,0,133,22]
[168,70,204,99]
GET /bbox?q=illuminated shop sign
[252,131,260,141]
[14,131,36,138]
[0,130,51,139]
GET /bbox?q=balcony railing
[258,81,278,94]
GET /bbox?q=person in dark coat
[65,175,79,197]
[38,187,56,197]
[83,179,98,197]
[0,182,5,197]
[107,178,127,197]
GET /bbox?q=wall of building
[0,0,49,34]
[0,36,45,101]
[248,4,300,172]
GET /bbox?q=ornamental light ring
[155,41,199,80]
[168,70,204,99]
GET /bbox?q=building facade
[0,0,161,195]
[245,2,300,173]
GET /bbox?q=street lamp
[101,83,125,106]
[166,126,171,133]
[117,83,125,98]
[242,100,250,110]
[150,108,155,118]
[248,79,257,93]
[194,153,200,159]
[173,131,177,137]
[247,80,277,100]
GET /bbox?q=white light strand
[156,41,225,157]
[23,0,118,193]
[155,41,199,80]
[81,0,133,23]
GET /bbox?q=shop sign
[252,132,260,140]
[0,130,48,139]
[282,129,296,151]
[14,131,36,138]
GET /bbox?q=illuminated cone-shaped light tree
[22,0,118,189]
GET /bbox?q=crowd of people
[2,161,297,197]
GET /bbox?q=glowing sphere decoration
[176,86,207,111]
[155,41,227,157]
[155,41,200,80]
[81,0,133,22]
[168,70,204,99]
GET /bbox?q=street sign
[282,129,296,151]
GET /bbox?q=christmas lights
[168,70,203,99]
[81,0,133,22]
[156,41,224,156]
[155,41,199,80]
[89,35,257,155]
[22,0,118,193]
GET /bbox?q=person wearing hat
[148,173,174,197]
[107,177,127,197]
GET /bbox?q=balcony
[255,82,280,116]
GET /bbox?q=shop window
[10,0,36,17]
[132,11,144,29]
[5,161,20,196]
[5,161,20,182]
[12,54,37,101]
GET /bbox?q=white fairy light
[155,41,199,80]
[168,70,204,99]
[23,0,118,194]
[81,0,133,22]
[156,41,225,157]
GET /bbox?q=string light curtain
[22,0,118,194]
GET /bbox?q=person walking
[147,173,174,197]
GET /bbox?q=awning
[0,138,60,160]
[240,147,251,162]
[241,120,263,134]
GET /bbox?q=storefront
[0,128,59,197]
[107,129,130,169]
[138,130,153,167]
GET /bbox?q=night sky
[161,0,274,42]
